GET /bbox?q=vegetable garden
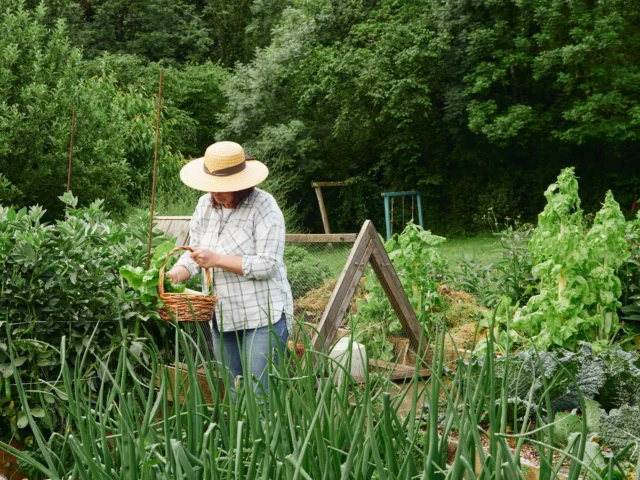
[1,167,640,479]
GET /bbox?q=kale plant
[466,343,640,418]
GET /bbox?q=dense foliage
[0,193,169,438]
[3,318,638,479]
[0,1,227,218]
[1,0,638,233]
[219,0,640,233]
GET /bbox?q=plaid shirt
[176,189,293,332]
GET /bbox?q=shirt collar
[241,188,256,206]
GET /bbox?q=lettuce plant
[516,168,629,351]
[119,242,185,308]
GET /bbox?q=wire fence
[284,241,354,323]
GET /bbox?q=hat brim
[180,157,269,192]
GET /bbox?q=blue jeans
[211,313,289,401]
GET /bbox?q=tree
[0,1,186,217]
[76,0,212,62]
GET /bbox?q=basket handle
[158,246,212,295]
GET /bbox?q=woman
[165,141,293,399]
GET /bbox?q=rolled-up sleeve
[242,201,285,280]
[175,200,205,279]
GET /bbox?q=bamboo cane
[66,105,76,192]
[146,69,164,270]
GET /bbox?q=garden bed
[0,441,26,480]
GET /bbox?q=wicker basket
[158,246,217,322]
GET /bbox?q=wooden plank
[155,216,357,244]
[158,363,223,405]
[156,217,191,246]
[314,186,331,235]
[369,358,412,372]
[285,234,357,243]
[311,181,348,187]
[312,221,373,352]
[367,223,425,355]
[352,365,430,383]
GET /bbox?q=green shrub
[0,193,170,439]
[0,3,188,219]
[284,246,331,298]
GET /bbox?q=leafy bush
[516,168,630,351]
[452,256,496,306]
[0,3,188,218]
[0,173,22,207]
[0,193,170,439]
[284,246,331,298]
[451,220,535,309]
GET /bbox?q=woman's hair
[210,187,255,208]
[209,154,257,208]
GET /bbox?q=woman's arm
[189,249,244,276]
[167,196,208,283]
[242,200,285,280]
[165,265,190,283]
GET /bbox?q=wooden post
[311,181,348,235]
[146,69,163,270]
[314,185,331,235]
[66,105,76,192]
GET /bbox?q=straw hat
[179,141,269,192]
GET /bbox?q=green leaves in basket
[119,241,186,308]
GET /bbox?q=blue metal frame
[381,191,424,240]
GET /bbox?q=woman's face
[211,192,235,208]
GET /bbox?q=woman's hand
[166,270,179,283]
[190,248,220,269]
[166,266,190,284]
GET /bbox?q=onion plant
[1,315,638,479]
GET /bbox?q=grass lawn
[301,235,500,282]
[436,235,500,266]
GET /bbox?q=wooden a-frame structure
[312,220,424,356]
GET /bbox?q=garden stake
[146,69,164,270]
[66,105,76,192]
